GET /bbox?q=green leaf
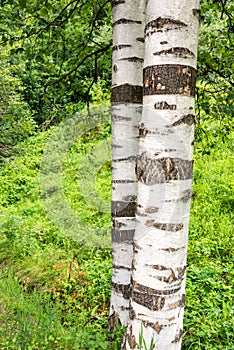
[19,0,27,8]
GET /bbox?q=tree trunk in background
[109,0,145,328]
[122,0,200,349]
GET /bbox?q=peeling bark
[143,64,197,96]
[112,84,143,103]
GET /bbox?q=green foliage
[0,0,112,126]
[197,0,234,148]
[0,117,233,349]
[0,51,35,157]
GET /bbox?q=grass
[0,117,233,349]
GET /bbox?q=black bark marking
[168,294,186,310]
[108,311,121,332]
[145,17,187,36]
[139,320,163,334]
[112,84,143,103]
[112,114,132,122]
[136,153,193,184]
[147,264,168,271]
[139,123,149,137]
[165,189,192,203]
[170,114,195,127]
[129,307,136,320]
[160,41,168,45]
[192,9,201,16]
[153,223,184,231]
[111,282,132,299]
[119,57,144,63]
[112,218,127,229]
[112,155,136,163]
[112,143,123,149]
[113,44,132,51]
[113,19,142,27]
[153,47,195,59]
[111,0,125,7]
[120,306,131,311]
[154,101,177,110]
[113,179,135,184]
[161,246,185,253]
[133,281,181,296]
[126,325,136,349]
[147,265,187,280]
[132,290,165,311]
[152,267,186,284]
[123,195,137,202]
[112,200,137,217]
[192,8,203,22]
[172,329,184,343]
[112,264,132,271]
[144,65,197,97]
[154,321,162,334]
[112,229,135,243]
[136,37,144,43]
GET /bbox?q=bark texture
[110,0,145,327]
[122,0,200,349]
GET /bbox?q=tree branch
[45,43,111,87]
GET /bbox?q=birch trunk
[109,0,145,328]
[122,0,200,348]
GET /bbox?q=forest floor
[0,117,233,349]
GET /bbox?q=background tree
[109,0,145,328]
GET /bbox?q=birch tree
[109,0,145,328]
[121,0,200,349]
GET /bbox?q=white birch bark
[109,0,145,328]
[122,0,200,348]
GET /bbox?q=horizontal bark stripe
[137,37,144,43]
[143,64,197,97]
[112,114,132,122]
[113,19,142,27]
[112,156,136,162]
[160,246,185,253]
[145,17,187,36]
[132,291,165,311]
[154,101,177,110]
[113,179,135,184]
[113,44,132,51]
[112,0,125,7]
[153,223,184,232]
[112,200,137,217]
[153,47,195,59]
[119,57,144,63]
[112,229,135,243]
[112,84,143,103]
[111,282,132,299]
[133,280,181,296]
[112,264,132,271]
[136,154,193,184]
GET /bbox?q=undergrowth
[0,117,233,349]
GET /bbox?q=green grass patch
[0,119,233,349]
